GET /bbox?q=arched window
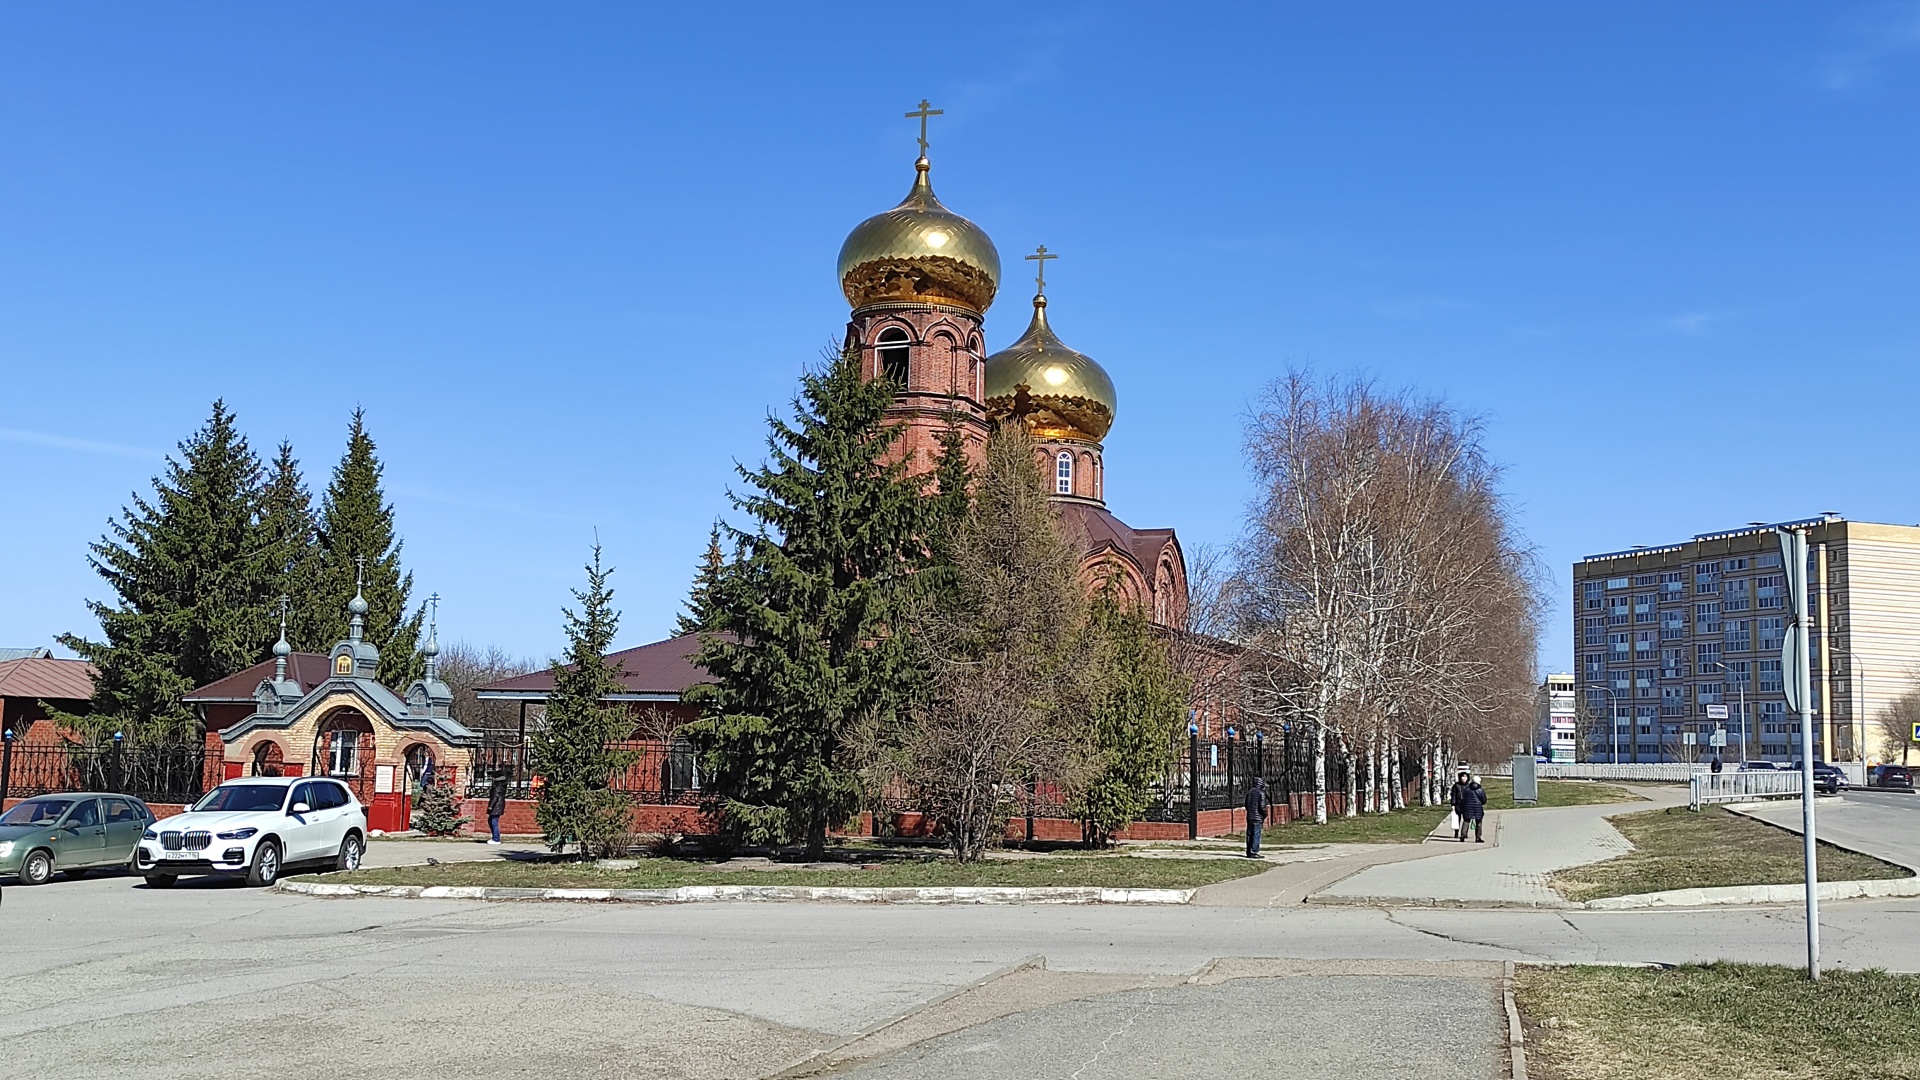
[877,327,910,386]
[1055,451,1074,495]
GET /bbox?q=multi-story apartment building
[1572,515,1920,764]
[1537,673,1577,763]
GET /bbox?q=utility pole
[1780,525,1820,981]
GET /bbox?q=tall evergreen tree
[255,440,326,650]
[684,347,930,858]
[1074,575,1189,847]
[901,421,1099,861]
[672,523,727,638]
[311,408,422,684]
[528,544,637,856]
[59,401,270,743]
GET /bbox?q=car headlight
[0,841,13,858]
[216,827,259,840]
[142,827,158,840]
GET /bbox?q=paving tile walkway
[1311,785,1688,906]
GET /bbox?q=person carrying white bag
[1447,765,1472,841]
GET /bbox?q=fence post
[1225,728,1236,812]
[109,732,125,793]
[1188,726,1199,840]
[1025,779,1035,844]
[1,728,13,807]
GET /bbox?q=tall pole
[1781,526,1820,981]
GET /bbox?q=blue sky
[4,4,1918,671]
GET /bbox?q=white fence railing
[1689,770,1803,810]
[1487,762,1698,782]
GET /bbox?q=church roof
[1057,501,1179,572]
[0,657,95,702]
[475,633,714,701]
[184,653,333,703]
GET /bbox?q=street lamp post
[1702,660,1746,766]
[1828,642,1867,768]
[1585,682,1621,764]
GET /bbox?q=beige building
[1572,514,1920,765]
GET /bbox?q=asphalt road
[1739,785,1920,869]
[3,869,1918,1079]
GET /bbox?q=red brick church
[837,111,1188,625]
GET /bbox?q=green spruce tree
[1074,573,1189,847]
[684,347,930,858]
[255,441,326,650]
[59,401,271,743]
[312,408,422,684]
[672,522,727,637]
[528,544,637,857]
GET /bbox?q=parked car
[1738,761,1779,772]
[0,793,155,885]
[1869,765,1915,791]
[1794,761,1851,794]
[134,776,367,888]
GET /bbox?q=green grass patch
[1482,777,1641,809]
[1551,806,1910,902]
[1515,963,1920,1080]
[303,855,1268,891]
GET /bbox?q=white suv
[135,777,367,888]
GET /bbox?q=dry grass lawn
[1515,963,1920,1080]
[1551,805,1909,902]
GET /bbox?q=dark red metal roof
[0,657,96,703]
[1057,501,1179,571]
[475,633,713,699]
[183,653,333,702]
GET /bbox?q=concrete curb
[1578,873,1920,910]
[276,879,1195,905]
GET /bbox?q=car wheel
[18,849,54,886]
[335,833,364,873]
[246,841,281,888]
[144,874,176,888]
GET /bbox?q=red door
[368,792,410,833]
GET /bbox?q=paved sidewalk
[362,836,548,868]
[1312,786,1686,906]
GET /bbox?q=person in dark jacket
[485,769,509,845]
[1457,774,1487,843]
[1244,777,1269,858]
[1710,757,1723,774]
[1448,766,1472,840]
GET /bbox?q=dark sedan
[1869,765,1915,791]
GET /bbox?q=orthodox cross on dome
[353,554,366,592]
[1025,245,1058,295]
[905,99,943,158]
[427,592,441,636]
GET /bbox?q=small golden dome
[838,159,1001,314]
[984,295,1116,442]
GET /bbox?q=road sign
[1912,722,1920,742]
[1711,729,1727,747]
[1707,704,1729,720]
[1682,732,1696,745]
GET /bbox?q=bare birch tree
[1233,372,1540,825]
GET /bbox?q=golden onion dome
[838,158,1001,314]
[984,295,1116,442]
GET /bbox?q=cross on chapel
[905,99,943,158]
[1025,245,1058,294]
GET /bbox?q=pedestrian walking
[486,768,508,845]
[1710,756,1723,775]
[1448,766,1472,840]
[1244,776,1268,858]
[1458,773,1487,843]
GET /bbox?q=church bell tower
[837,101,1001,473]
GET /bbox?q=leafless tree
[438,641,539,741]
[1875,688,1920,766]
[1232,372,1541,824]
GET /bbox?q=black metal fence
[465,737,702,805]
[0,741,222,806]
